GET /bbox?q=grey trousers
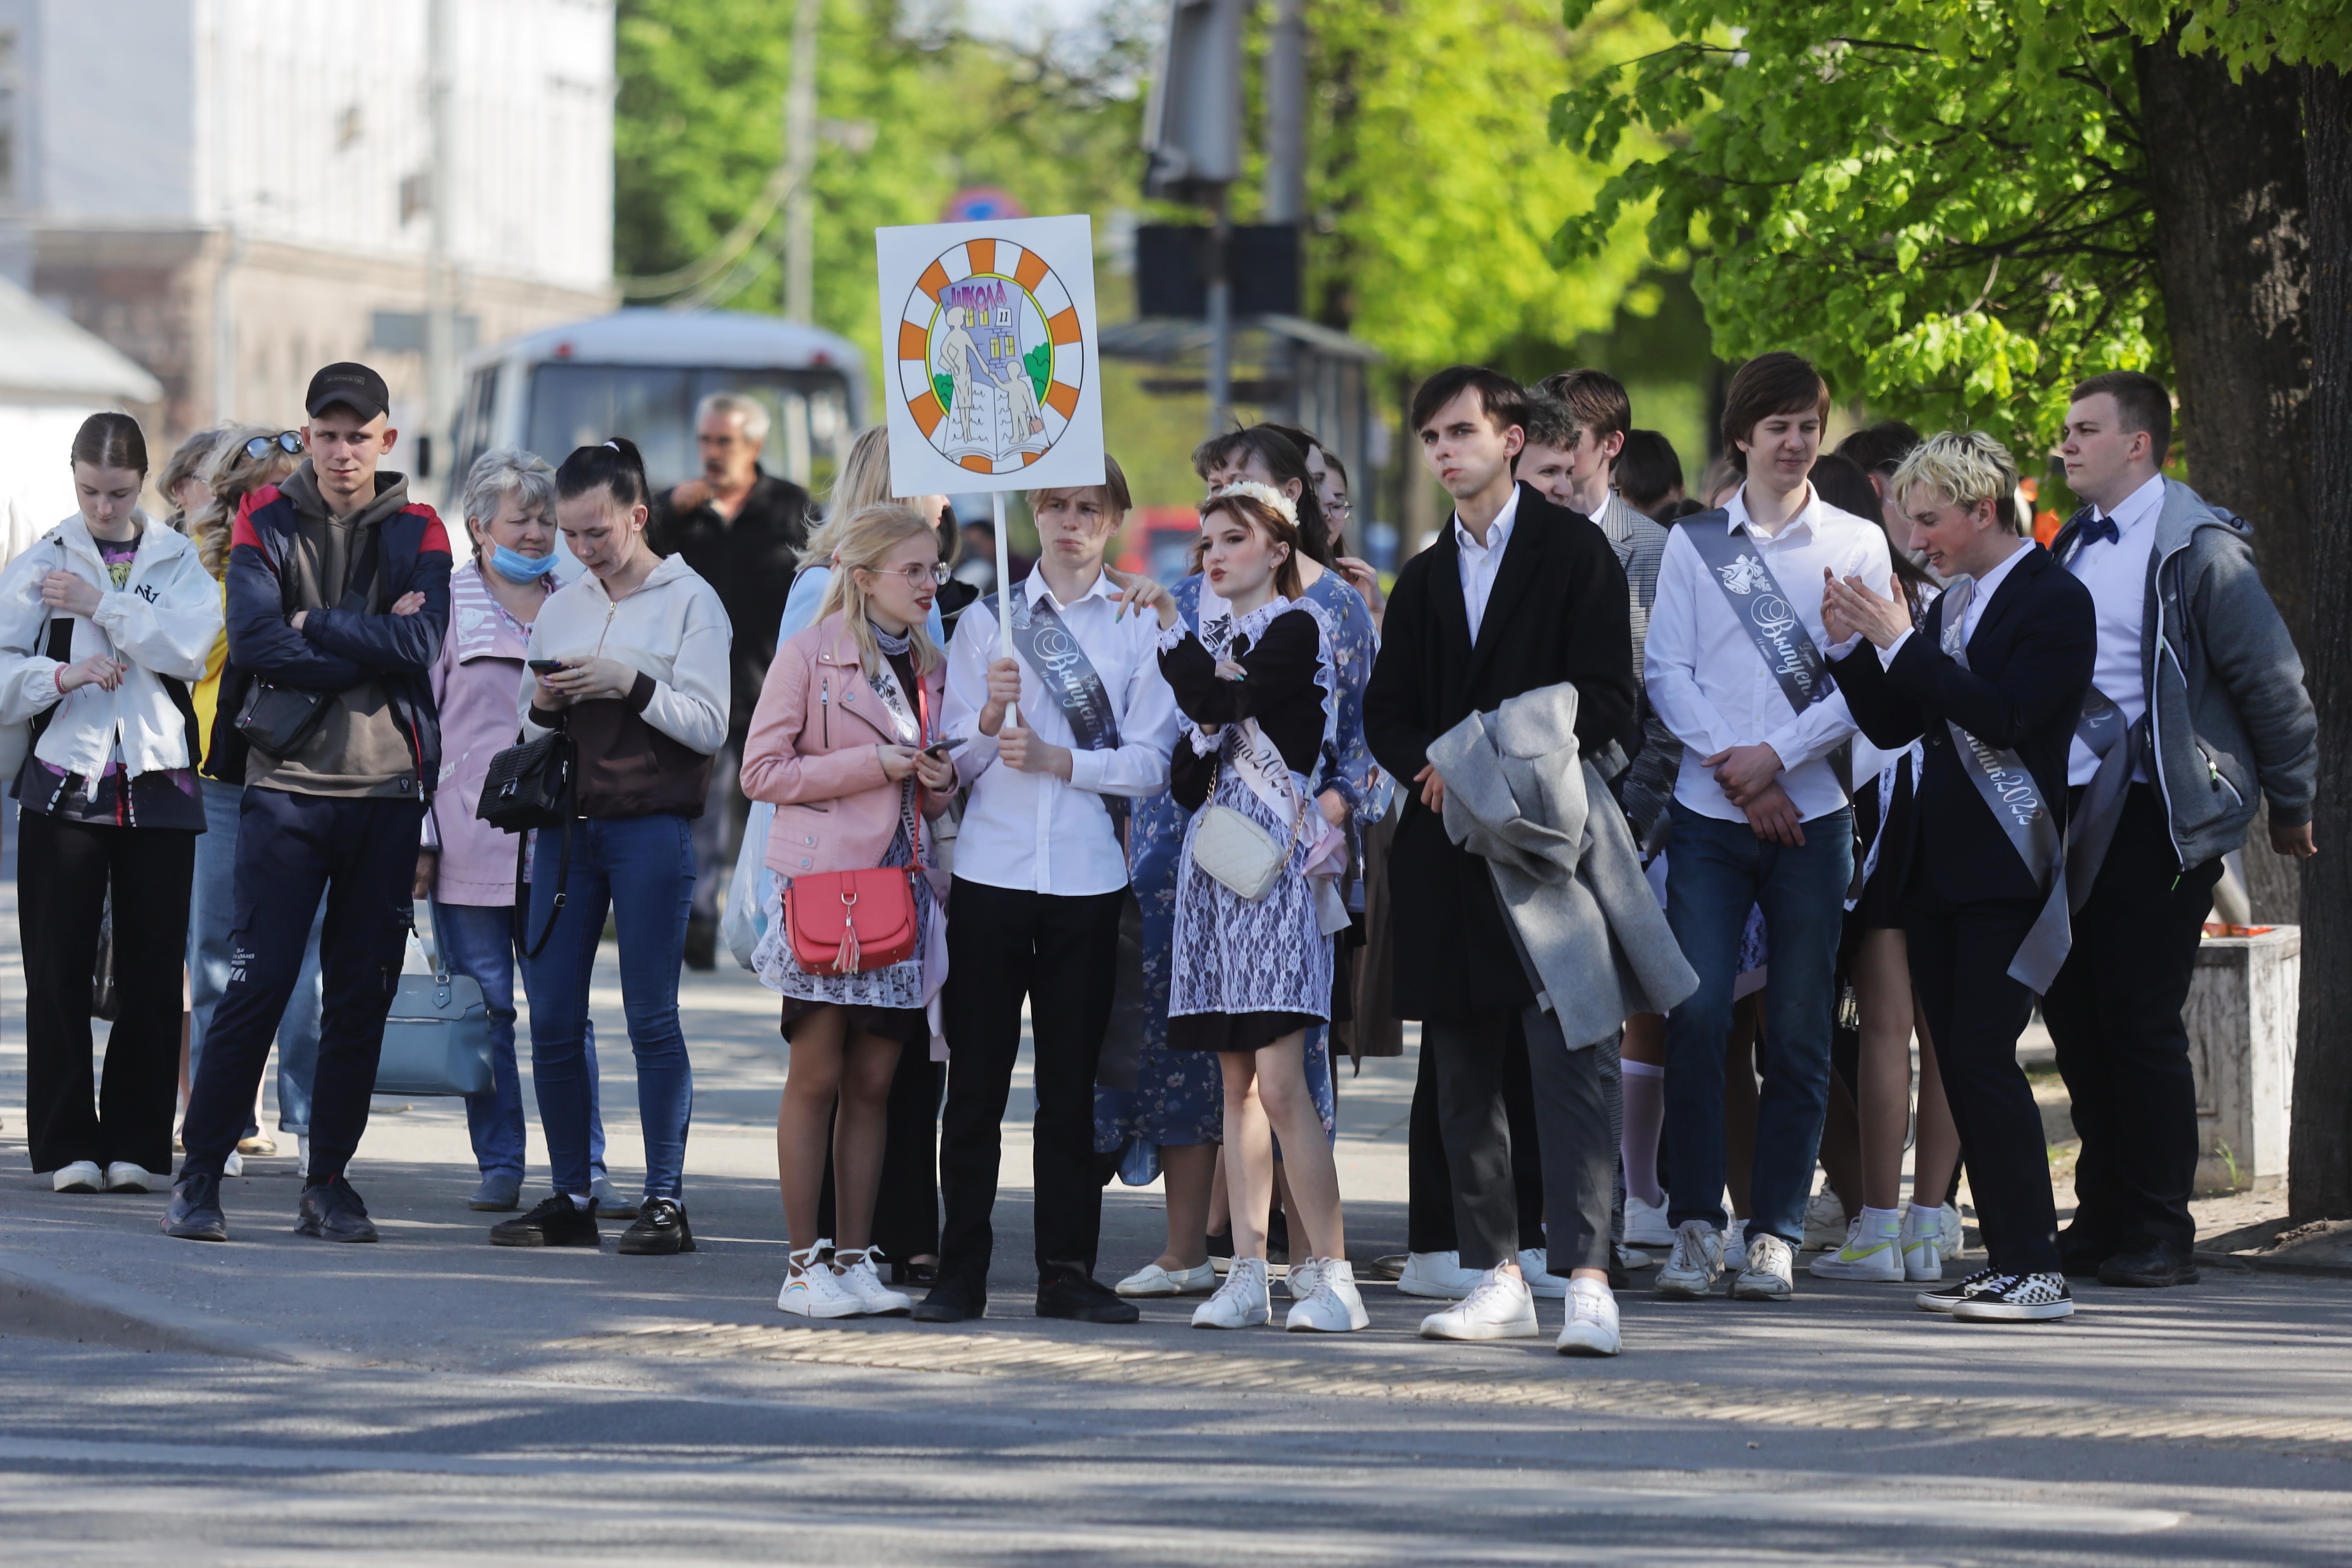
[1524,1008,1618,1276]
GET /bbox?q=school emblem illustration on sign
[896,237,1080,474]
[876,215,1104,497]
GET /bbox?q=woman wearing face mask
[486,438,730,1255]
[418,448,617,1215]
[3,413,222,1194]
[1116,483,1363,1333]
[742,503,955,1316]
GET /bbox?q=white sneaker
[1192,1256,1271,1328]
[1418,1268,1539,1340]
[1284,1258,1369,1332]
[1655,1220,1724,1299]
[1940,1202,1965,1257]
[1731,1232,1796,1300]
[1555,1276,1621,1357]
[1802,1189,1849,1250]
[1809,1217,1905,1281]
[223,1150,243,1178]
[1623,1192,1675,1247]
[1901,1205,1944,1281]
[51,1160,102,1194]
[102,1163,158,1194]
[834,1248,913,1316]
[1518,1247,1570,1299]
[1116,1260,1218,1297]
[1285,1256,1322,1300]
[1615,1243,1656,1272]
[776,1242,863,1318]
[1720,1223,1750,1276]
[1396,1250,1480,1300]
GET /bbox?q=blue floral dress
[1095,567,1385,1173]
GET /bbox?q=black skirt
[782,997,928,1048]
[1165,1010,1322,1055]
[1847,751,1918,932]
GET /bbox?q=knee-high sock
[1621,1058,1666,1209]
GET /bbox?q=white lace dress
[1162,598,1337,1053]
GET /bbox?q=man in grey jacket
[2046,370,2317,1290]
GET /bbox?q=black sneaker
[1915,1267,2001,1314]
[490,1194,601,1248]
[617,1197,696,1255]
[1037,1265,1141,1324]
[912,1272,987,1323]
[1951,1271,2075,1322]
[295,1177,379,1243]
[162,1170,228,1242]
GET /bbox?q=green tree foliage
[1552,1,2170,453]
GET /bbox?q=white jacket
[517,551,731,755]
[0,511,223,783]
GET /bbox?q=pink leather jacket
[741,611,947,880]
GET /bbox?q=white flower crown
[1208,479,1298,528]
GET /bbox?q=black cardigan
[1362,484,1634,1018]
[1161,606,1324,812]
[1832,545,2095,906]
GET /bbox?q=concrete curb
[0,1248,305,1362]
[2194,1248,2352,1283]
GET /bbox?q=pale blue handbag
[374,899,495,1097]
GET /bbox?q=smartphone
[923,736,967,759]
[527,659,567,673]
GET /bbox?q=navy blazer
[1832,546,2095,906]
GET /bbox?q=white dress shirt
[2061,471,2164,784]
[1878,537,2031,665]
[1644,483,1894,823]
[943,567,1180,896]
[1453,484,1521,645]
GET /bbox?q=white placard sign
[874,214,1105,498]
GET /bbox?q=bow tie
[2077,513,2120,548]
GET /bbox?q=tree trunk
[2137,38,2315,923]
[2289,63,2352,1222]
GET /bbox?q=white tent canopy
[0,272,166,555]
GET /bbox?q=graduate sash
[983,586,1126,831]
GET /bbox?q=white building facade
[0,0,614,475]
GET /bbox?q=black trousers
[936,879,1123,1292]
[2040,785,2222,1254]
[182,789,424,1186]
[1408,1012,1543,1255]
[1905,884,2060,1274]
[19,814,195,1176]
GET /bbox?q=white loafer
[1115,1260,1218,1297]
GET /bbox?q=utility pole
[1262,0,1306,226]
[783,0,820,323]
[424,0,455,490]
[1141,0,1246,437]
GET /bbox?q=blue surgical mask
[490,543,559,582]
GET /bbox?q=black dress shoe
[912,1274,987,1323]
[295,1177,379,1243]
[490,1194,601,1248]
[162,1171,228,1242]
[1036,1267,1140,1324]
[2097,1238,2201,1288]
[617,1197,697,1255]
[890,1258,940,1288]
[2056,1223,2117,1278]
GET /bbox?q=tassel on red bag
[783,678,928,976]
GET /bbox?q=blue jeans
[1661,801,1852,1247]
[433,899,607,1183]
[187,778,323,1138]
[522,814,696,1200]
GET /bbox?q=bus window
[528,364,852,495]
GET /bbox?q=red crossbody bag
[782,671,927,974]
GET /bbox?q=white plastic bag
[722,798,776,970]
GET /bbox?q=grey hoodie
[2050,477,2316,870]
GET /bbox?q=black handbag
[234,524,384,757]
[476,726,577,957]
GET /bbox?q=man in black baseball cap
[306,361,391,423]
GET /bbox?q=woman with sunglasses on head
[487,438,730,1255]
[1113,482,1362,1332]
[743,502,955,1316]
[183,428,328,1171]
[4,414,222,1194]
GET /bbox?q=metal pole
[1263,0,1307,226]
[1205,187,1232,437]
[425,0,454,488]
[784,0,820,323]
[993,490,1018,729]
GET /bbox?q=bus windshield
[525,364,852,497]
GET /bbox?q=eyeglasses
[1326,497,1352,519]
[859,562,950,586]
[244,431,303,460]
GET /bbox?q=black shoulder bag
[234,524,384,757]
[477,721,576,957]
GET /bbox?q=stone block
[2187,926,2299,1192]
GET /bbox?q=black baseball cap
[305,361,390,422]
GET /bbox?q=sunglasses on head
[244,431,303,460]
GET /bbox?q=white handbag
[1193,803,1287,901]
